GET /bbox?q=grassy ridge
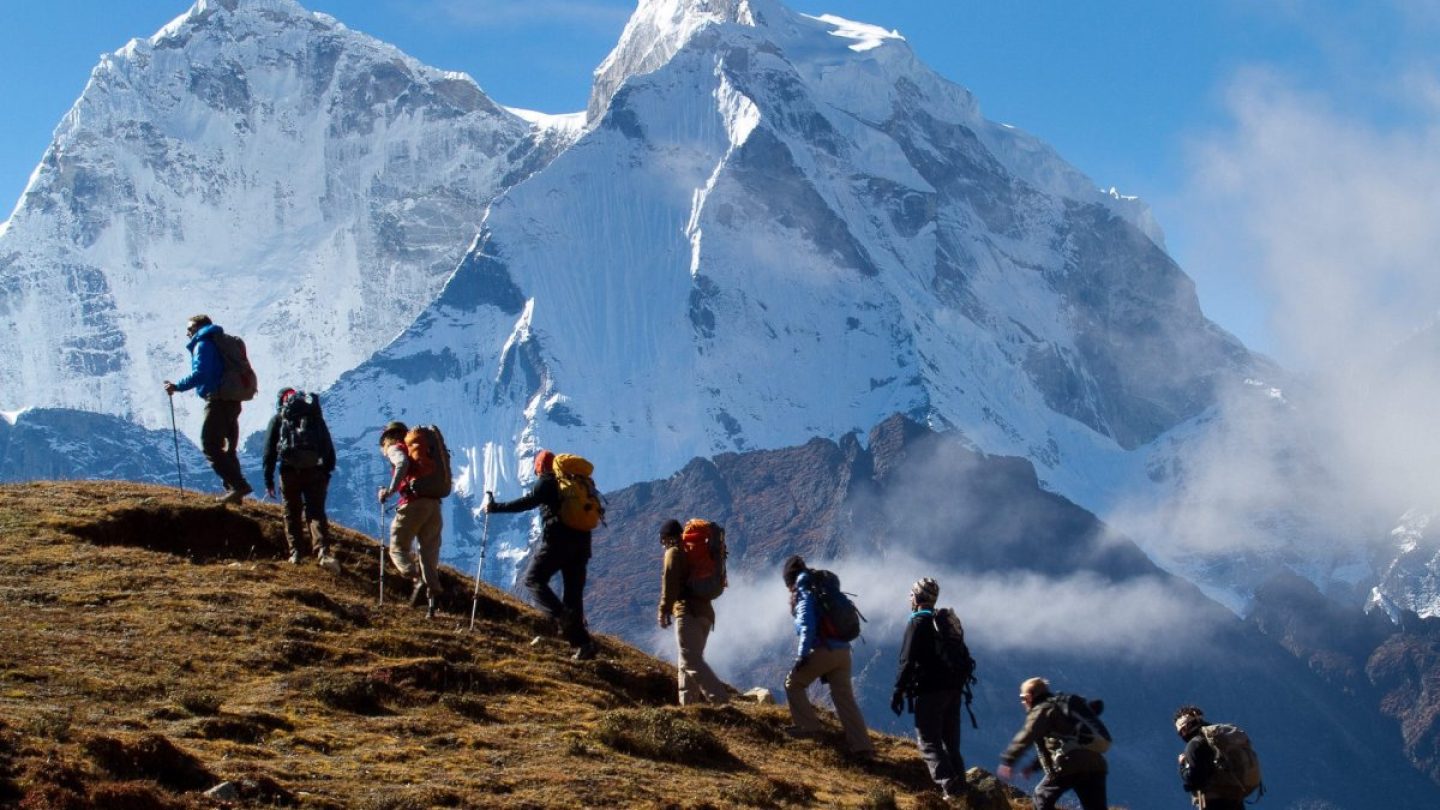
[0,481,1038,809]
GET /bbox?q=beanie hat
[533,449,555,476]
[911,577,940,606]
[782,554,806,587]
[660,519,683,538]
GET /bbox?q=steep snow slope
[0,0,541,438]
[320,0,1267,567]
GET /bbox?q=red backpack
[681,519,727,600]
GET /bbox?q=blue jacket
[174,323,225,399]
[792,571,849,658]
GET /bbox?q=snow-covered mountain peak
[0,0,544,439]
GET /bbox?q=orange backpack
[681,519,727,600]
[403,425,452,498]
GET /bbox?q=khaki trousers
[389,497,442,591]
[784,645,873,754]
[675,615,728,705]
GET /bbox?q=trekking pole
[377,499,387,607]
[167,393,185,495]
[468,492,492,632]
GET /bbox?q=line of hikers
[165,313,1263,808]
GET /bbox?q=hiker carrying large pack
[781,555,874,759]
[1175,706,1263,810]
[999,677,1110,810]
[892,577,976,803]
[377,421,449,618]
[163,314,255,503]
[657,519,730,705]
[484,449,599,661]
[261,388,338,568]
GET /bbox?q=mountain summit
[321,0,1263,540]
[0,0,539,436]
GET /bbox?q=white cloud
[645,551,1213,682]
[1134,57,1440,572]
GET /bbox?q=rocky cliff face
[0,0,542,438]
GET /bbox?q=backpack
[553,453,604,531]
[276,391,326,470]
[805,569,864,643]
[1049,692,1112,755]
[680,519,727,600]
[931,607,980,728]
[403,425,452,499]
[211,332,258,401]
[1199,723,1262,800]
[932,608,977,688]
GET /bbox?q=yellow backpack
[553,453,604,531]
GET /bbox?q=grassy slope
[0,481,1032,809]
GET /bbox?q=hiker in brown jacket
[657,519,729,705]
[998,677,1109,810]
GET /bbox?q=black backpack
[806,569,865,643]
[932,608,979,727]
[276,392,327,470]
[1050,692,1112,754]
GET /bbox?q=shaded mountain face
[0,0,542,438]
[319,0,1266,552]
[0,407,207,485]
[569,414,1440,808]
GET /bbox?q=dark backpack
[1199,723,1262,800]
[1049,692,1112,755]
[931,608,976,687]
[211,332,258,402]
[806,569,865,643]
[276,392,327,470]
[403,425,452,499]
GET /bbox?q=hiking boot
[218,484,251,505]
[572,641,598,661]
[408,580,427,608]
[287,550,303,565]
[317,553,341,573]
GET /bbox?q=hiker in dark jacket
[483,449,597,660]
[261,388,337,568]
[782,555,874,758]
[1175,706,1252,810]
[892,577,970,802]
[163,314,253,503]
[998,677,1109,810]
[377,421,444,617]
[658,518,729,705]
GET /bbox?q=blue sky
[3,0,1438,367]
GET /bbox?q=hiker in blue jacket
[782,554,874,759]
[163,314,253,502]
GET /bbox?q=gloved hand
[658,611,672,629]
[377,487,390,503]
[890,690,905,716]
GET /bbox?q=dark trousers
[914,689,966,795]
[1033,770,1107,810]
[280,466,332,556]
[201,398,250,492]
[523,539,592,646]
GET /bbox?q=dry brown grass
[0,481,1031,808]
